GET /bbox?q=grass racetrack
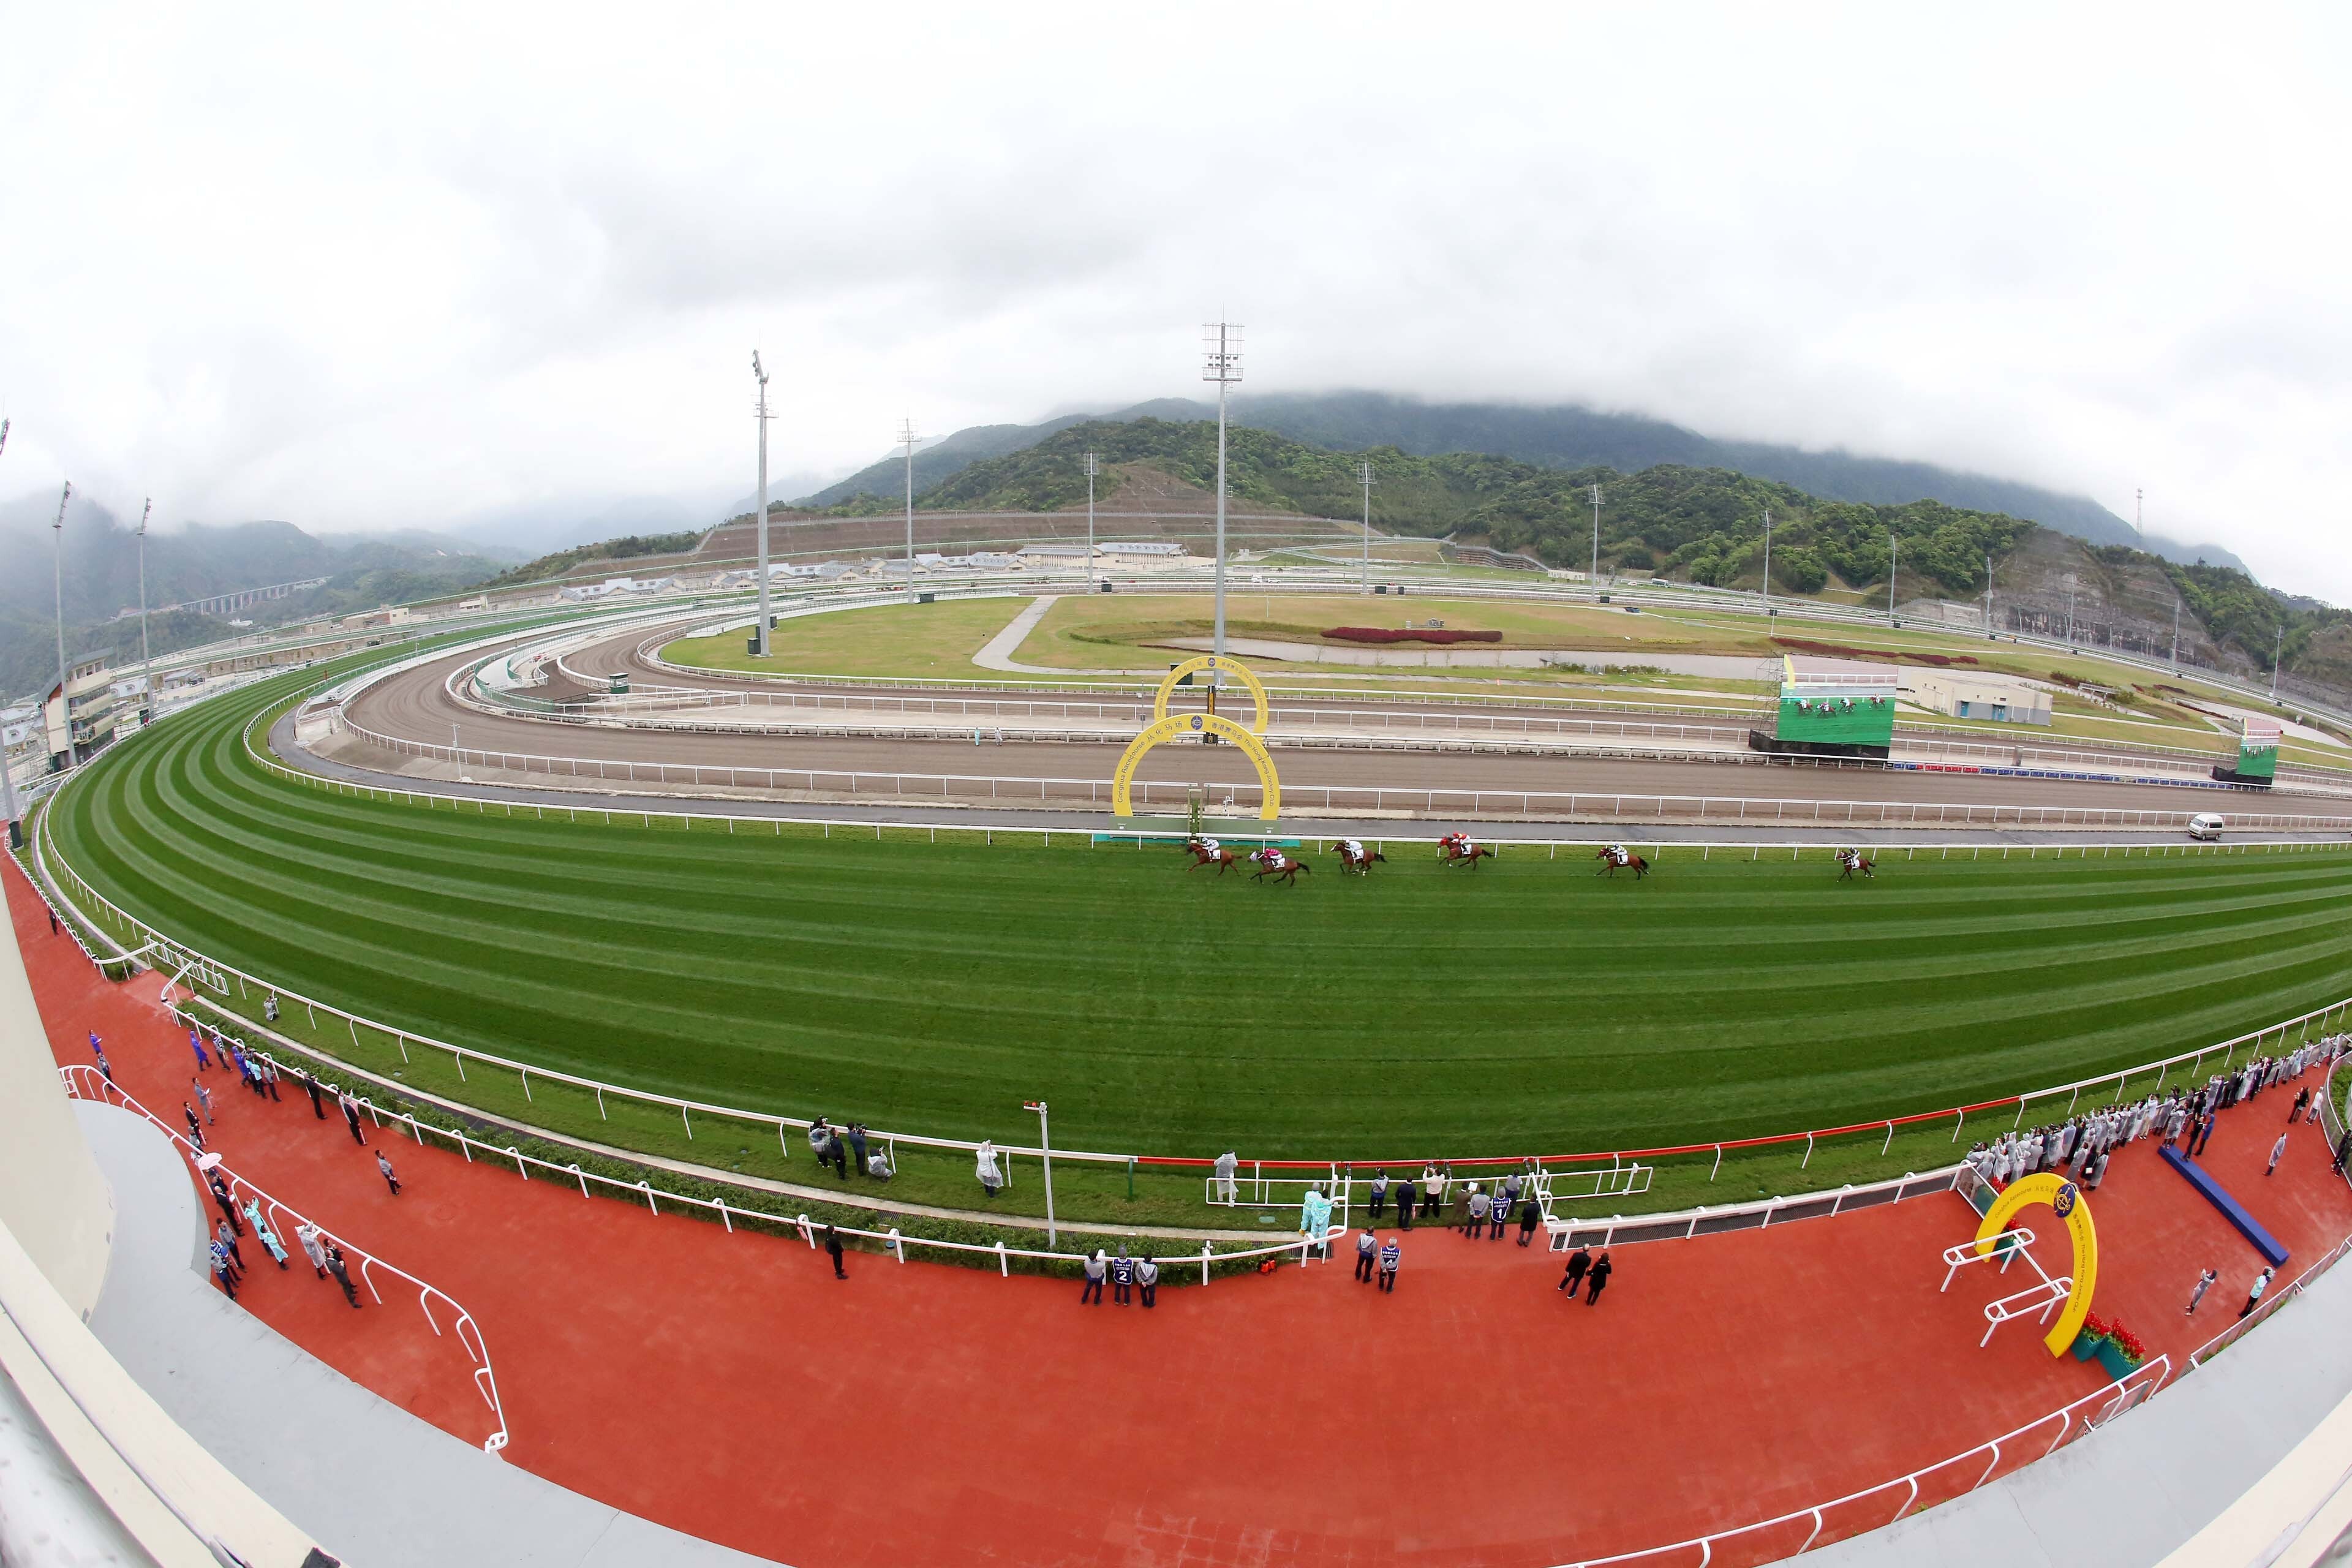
[49,662,2352,1189]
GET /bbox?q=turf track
[47,664,2352,1160]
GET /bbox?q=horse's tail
[1371,851,1386,863]
[1296,860,1311,874]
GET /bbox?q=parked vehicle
[2188,813,2225,841]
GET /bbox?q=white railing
[1548,1355,2173,1565]
[317,707,2352,828]
[56,1065,510,1455]
[2186,1228,2352,1370]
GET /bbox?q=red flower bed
[1323,627,1504,645]
[1773,636,1979,668]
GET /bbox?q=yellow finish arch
[1112,712,1281,821]
[1153,655,1270,735]
[1973,1172,2100,1356]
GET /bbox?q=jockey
[1606,842,1626,864]
[1458,836,1477,857]
[1339,837,1364,860]
[1197,836,1221,859]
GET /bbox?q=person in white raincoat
[1300,1186,1333,1253]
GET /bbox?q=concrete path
[970,597,1096,674]
[76,1101,779,1568]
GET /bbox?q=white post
[1027,1099,1055,1248]
[752,351,772,657]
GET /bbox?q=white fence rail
[56,1065,510,1454]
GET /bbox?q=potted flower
[2070,1314,2109,1362]
[2095,1322,2149,1381]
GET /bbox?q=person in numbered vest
[1111,1245,1136,1305]
[1377,1237,1401,1293]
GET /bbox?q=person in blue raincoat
[243,1199,290,1270]
[1300,1186,1333,1253]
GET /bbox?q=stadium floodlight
[1589,483,1602,600]
[1023,1099,1055,1246]
[900,418,919,600]
[136,499,153,722]
[751,352,774,657]
[1760,507,1772,618]
[1202,323,1242,658]
[1359,459,1376,594]
[1888,532,1899,622]
[2271,624,2284,701]
[1080,451,1100,592]
[51,483,72,769]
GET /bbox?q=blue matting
[2159,1143,2290,1267]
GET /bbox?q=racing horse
[1594,846,1651,880]
[1182,839,1243,875]
[1330,842,1387,876]
[1438,842,1498,870]
[1836,849,1876,881]
[1251,850,1311,887]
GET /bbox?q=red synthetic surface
[18,855,2352,1568]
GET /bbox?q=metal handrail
[56,1065,510,1454]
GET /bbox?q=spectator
[823,1224,846,1280]
[189,1029,213,1074]
[47,908,58,936]
[1355,1229,1378,1283]
[206,1172,243,1235]
[96,1050,114,1085]
[2334,1129,2352,1176]
[807,1116,832,1157]
[2194,1114,2216,1158]
[975,1140,1002,1198]
[261,1059,282,1102]
[1136,1254,1159,1309]
[301,1070,325,1120]
[1368,1169,1389,1219]
[1463,1186,1489,1238]
[2293,1086,2312,1123]
[1394,1174,1417,1232]
[192,1078,214,1125]
[846,1123,869,1178]
[1300,1186,1332,1251]
[866,1144,894,1180]
[1586,1251,1615,1306]
[1214,1150,1239,1204]
[1081,1249,1106,1305]
[339,1091,367,1147]
[827,1131,849,1180]
[2185,1267,2217,1316]
[297,1223,328,1280]
[1488,1190,1510,1240]
[2085,1149,2110,1190]
[1518,1200,1540,1247]
[324,1245,360,1308]
[2239,1267,2274,1320]
[209,1241,239,1301]
[1421,1164,1447,1219]
[1559,1246,1593,1295]
[184,1103,206,1149]
[1377,1236,1400,1292]
[1111,1245,1135,1306]
[377,1150,402,1196]
[243,1201,288,1270]
[87,1030,102,1060]
[214,1218,246,1276]
[2268,1131,2289,1177]
[263,992,280,1023]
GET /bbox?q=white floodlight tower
[1888,532,1899,621]
[900,418,919,599]
[1359,458,1376,594]
[751,352,774,657]
[51,483,73,769]
[1589,483,1602,599]
[1760,508,1772,617]
[136,499,153,722]
[2271,624,2285,701]
[1984,554,1994,637]
[1202,323,1242,660]
[1081,451,1100,593]
[0,421,16,845]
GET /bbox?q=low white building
[1909,673,2054,727]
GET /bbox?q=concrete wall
[0,877,113,1316]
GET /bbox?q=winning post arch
[1973,1173,2100,1356]
[1112,713,1281,821]
[1153,655,1270,734]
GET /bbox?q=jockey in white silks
[1340,837,1365,860]
[1196,836,1221,859]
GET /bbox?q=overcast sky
[4,5,2348,594]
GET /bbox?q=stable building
[42,656,126,770]
[1910,673,2053,727]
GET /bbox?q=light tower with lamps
[1081,451,1100,593]
[750,352,774,657]
[1202,323,1242,731]
[1589,483,1602,599]
[900,418,919,598]
[1888,532,1899,622]
[0,420,17,844]
[1359,458,1376,594]
[51,483,74,770]
[1760,508,1772,618]
[135,499,154,722]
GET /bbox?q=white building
[1909,673,2054,727]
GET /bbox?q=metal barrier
[56,1065,510,1455]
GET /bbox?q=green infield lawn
[51,665,2352,1190]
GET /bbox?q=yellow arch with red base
[1975,1172,2099,1355]
[1153,655,1270,734]
[1112,712,1280,821]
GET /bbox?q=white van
[2188,813,2225,841]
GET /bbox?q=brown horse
[1330,843,1387,876]
[1836,852,1876,881]
[1251,853,1311,887]
[1438,843,1497,870]
[1183,842,1242,875]
[1595,847,1651,880]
